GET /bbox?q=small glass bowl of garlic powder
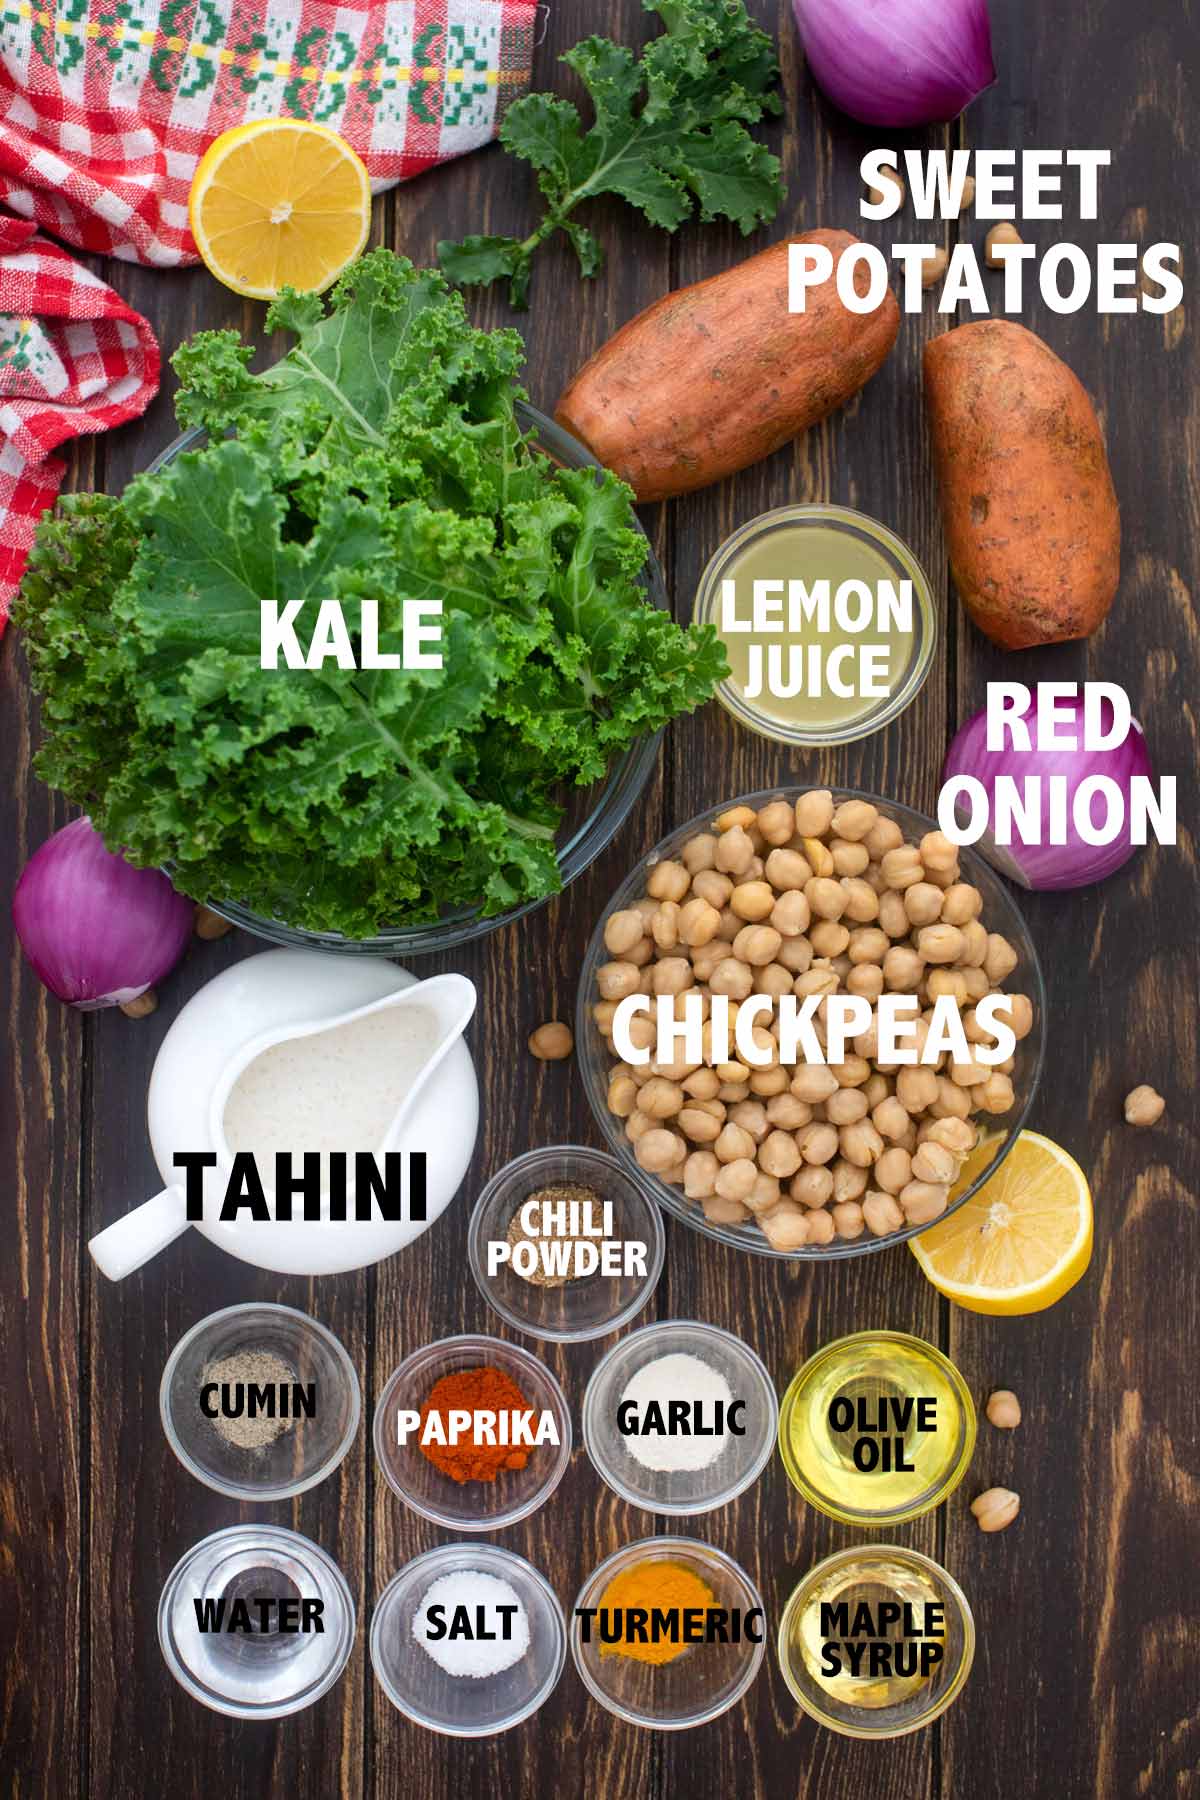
[582,1320,779,1516]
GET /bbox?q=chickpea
[767,1093,811,1130]
[872,1095,910,1141]
[645,860,688,903]
[749,1066,790,1097]
[881,845,924,890]
[718,1080,750,1100]
[794,966,839,998]
[625,1110,653,1145]
[925,1116,976,1155]
[949,1056,989,1088]
[863,1073,890,1108]
[624,1013,657,1052]
[899,1180,949,1224]
[716,804,757,833]
[692,869,733,910]
[911,1140,958,1184]
[676,896,720,948]
[841,877,880,923]
[984,933,1019,985]
[757,799,796,845]
[847,926,889,966]
[790,1166,834,1208]
[970,1487,1020,1533]
[625,937,654,968]
[832,1158,868,1204]
[702,1193,750,1225]
[765,849,812,894]
[806,876,847,921]
[691,941,732,982]
[709,958,754,1001]
[635,1128,683,1172]
[883,945,924,992]
[652,957,694,997]
[977,1072,1015,1114]
[790,1064,839,1104]
[807,920,848,960]
[802,836,835,878]
[760,1204,811,1251]
[878,890,911,939]
[755,1128,801,1178]
[1124,1084,1166,1127]
[831,799,879,841]
[916,923,965,964]
[904,882,944,927]
[778,935,815,975]
[1001,993,1035,1040]
[940,882,982,925]
[832,1200,865,1240]
[731,880,775,922]
[831,840,871,877]
[528,1020,573,1061]
[930,1076,971,1120]
[919,830,958,872]
[863,1190,905,1237]
[683,1066,721,1099]
[607,1075,638,1117]
[874,1146,912,1194]
[714,1158,758,1202]
[925,860,960,890]
[647,902,677,950]
[826,1087,869,1126]
[959,919,988,967]
[683,1150,719,1198]
[678,1107,723,1144]
[805,1206,836,1246]
[833,1054,872,1088]
[733,924,783,967]
[864,816,904,858]
[604,909,645,955]
[680,832,718,873]
[726,1099,767,1142]
[717,905,741,939]
[926,968,968,1004]
[684,1096,725,1120]
[986,1390,1022,1430]
[838,1118,884,1169]
[744,1172,783,1216]
[896,1066,939,1113]
[794,789,835,836]
[714,1121,756,1164]
[639,1077,684,1119]
[847,964,885,1002]
[799,1122,840,1166]
[715,825,755,875]
[597,960,642,1000]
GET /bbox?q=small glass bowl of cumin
[467,1146,666,1344]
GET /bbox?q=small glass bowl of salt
[370,1543,567,1735]
[582,1320,779,1517]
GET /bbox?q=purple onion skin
[942,697,1154,892]
[792,0,996,128]
[13,816,193,1008]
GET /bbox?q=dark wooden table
[3,2,1198,1795]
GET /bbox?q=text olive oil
[778,1331,976,1524]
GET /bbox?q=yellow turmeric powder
[597,1559,716,1665]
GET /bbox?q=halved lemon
[189,120,371,300]
[909,1130,1092,1315]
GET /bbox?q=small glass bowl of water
[160,1303,361,1501]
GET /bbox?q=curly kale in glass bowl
[15,251,724,954]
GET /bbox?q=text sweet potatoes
[554,230,900,502]
[924,321,1120,649]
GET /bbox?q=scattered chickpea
[958,176,976,212]
[194,903,232,940]
[986,222,1024,266]
[922,247,950,288]
[120,988,158,1019]
[529,1020,573,1061]
[986,1389,1022,1430]
[970,1487,1021,1533]
[1124,1084,1165,1127]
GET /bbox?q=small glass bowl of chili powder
[373,1334,573,1531]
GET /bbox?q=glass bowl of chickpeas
[575,788,1046,1259]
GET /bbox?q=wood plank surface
[1,0,1197,1796]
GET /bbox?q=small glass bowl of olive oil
[777,1544,975,1738]
[778,1330,976,1526]
[693,504,937,747]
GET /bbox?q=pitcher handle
[89,1186,190,1281]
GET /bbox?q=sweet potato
[554,230,900,502]
[924,321,1120,649]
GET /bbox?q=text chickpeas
[590,793,1033,1249]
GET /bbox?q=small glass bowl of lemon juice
[693,504,937,747]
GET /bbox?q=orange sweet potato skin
[924,321,1120,649]
[554,231,899,502]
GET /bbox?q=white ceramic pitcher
[89,950,478,1280]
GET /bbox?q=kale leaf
[438,0,783,307]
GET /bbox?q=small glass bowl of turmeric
[571,1537,766,1729]
[373,1334,573,1532]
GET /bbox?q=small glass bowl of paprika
[373,1334,573,1532]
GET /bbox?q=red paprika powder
[418,1364,537,1484]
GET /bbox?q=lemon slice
[909,1130,1092,1315]
[189,120,371,300]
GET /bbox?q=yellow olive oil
[795,1554,946,1712]
[778,1331,976,1524]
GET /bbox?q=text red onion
[941,694,1154,891]
[13,817,193,1008]
[792,0,996,128]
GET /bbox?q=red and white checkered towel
[0,0,539,624]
